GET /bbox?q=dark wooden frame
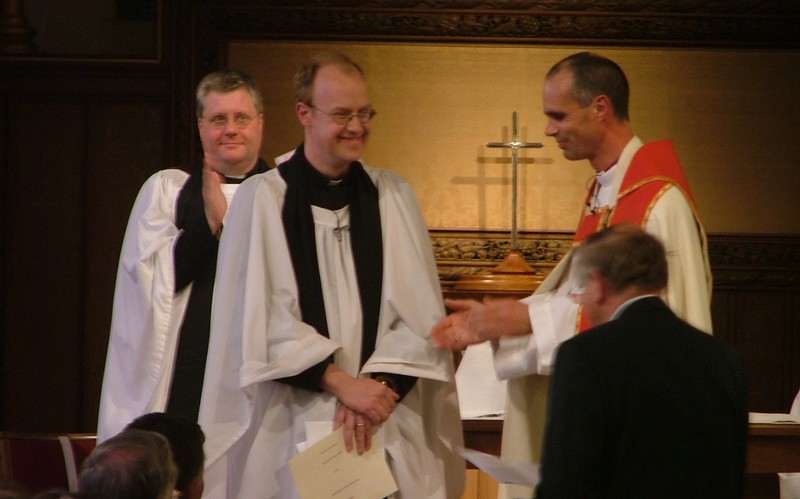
[0,0,166,64]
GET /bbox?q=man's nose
[345,116,366,132]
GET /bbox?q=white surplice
[198,164,464,499]
[97,169,191,443]
[97,170,241,443]
[495,137,713,498]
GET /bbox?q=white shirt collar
[610,293,660,320]
[596,136,644,208]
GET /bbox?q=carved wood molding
[706,234,800,291]
[185,0,800,71]
[431,230,571,286]
[431,230,800,291]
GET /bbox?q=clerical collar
[596,163,617,187]
[589,163,618,213]
[224,174,247,184]
[302,155,353,210]
[221,158,269,184]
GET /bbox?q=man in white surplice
[97,70,268,443]
[198,52,464,498]
[432,52,712,499]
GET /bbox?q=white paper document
[456,446,539,487]
[289,427,398,499]
[748,412,800,424]
[456,343,507,418]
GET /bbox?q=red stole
[574,140,698,332]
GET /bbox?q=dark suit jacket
[536,296,748,499]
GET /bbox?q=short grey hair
[196,69,263,117]
[572,224,668,294]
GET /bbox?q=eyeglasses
[307,103,377,125]
[202,113,260,129]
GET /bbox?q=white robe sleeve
[492,185,712,379]
[361,170,452,381]
[645,186,713,333]
[97,169,190,442]
[363,169,465,499]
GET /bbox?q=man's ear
[592,95,612,122]
[296,102,312,126]
[585,269,608,303]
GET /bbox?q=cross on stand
[454,111,545,292]
[486,111,543,251]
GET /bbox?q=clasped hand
[431,297,532,350]
[332,376,399,454]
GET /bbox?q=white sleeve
[97,169,189,442]
[492,255,580,379]
[645,186,713,334]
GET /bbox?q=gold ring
[356,423,365,428]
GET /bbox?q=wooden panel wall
[0,65,175,431]
[5,99,86,429]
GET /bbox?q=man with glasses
[199,52,464,498]
[98,70,268,442]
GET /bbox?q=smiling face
[297,64,372,178]
[197,87,263,176]
[542,69,604,165]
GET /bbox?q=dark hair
[78,429,176,499]
[573,224,668,294]
[546,51,630,121]
[294,51,365,105]
[196,69,263,117]
[125,413,205,495]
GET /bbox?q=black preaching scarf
[167,158,269,421]
[277,144,383,390]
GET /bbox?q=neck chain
[587,160,619,214]
[587,173,602,214]
[333,210,349,242]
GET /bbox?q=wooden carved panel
[431,231,800,292]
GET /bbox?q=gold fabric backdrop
[230,42,800,234]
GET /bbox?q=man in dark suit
[536,224,748,499]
